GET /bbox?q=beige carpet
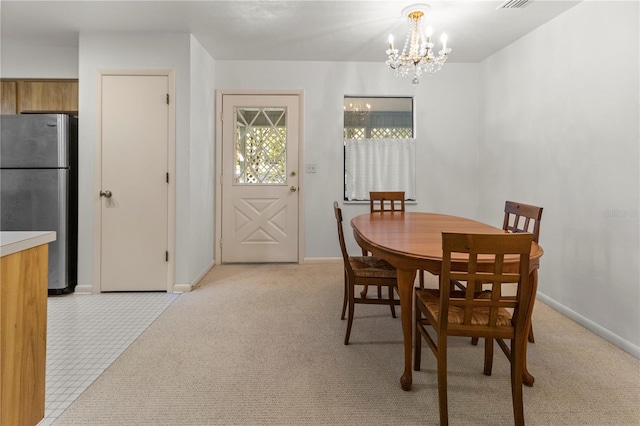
[54,262,639,425]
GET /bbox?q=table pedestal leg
[397,269,417,391]
[523,269,538,387]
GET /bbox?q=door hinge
[166,94,170,105]
[165,251,169,262]
[219,239,222,248]
[166,172,169,183]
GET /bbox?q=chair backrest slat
[503,201,543,243]
[440,232,533,332]
[369,191,405,213]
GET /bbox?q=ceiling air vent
[497,0,532,9]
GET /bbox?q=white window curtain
[344,138,416,201]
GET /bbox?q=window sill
[342,200,418,205]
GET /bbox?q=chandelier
[385,3,451,85]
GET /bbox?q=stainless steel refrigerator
[0,114,78,294]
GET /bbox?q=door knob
[100,190,112,198]
[290,186,297,192]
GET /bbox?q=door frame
[91,69,176,293]
[215,90,305,265]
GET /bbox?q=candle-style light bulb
[441,33,448,51]
[388,34,395,50]
[426,27,433,42]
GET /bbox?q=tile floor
[37,292,180,426]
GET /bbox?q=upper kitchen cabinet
[18,80,79,114]
[1,81,18,114]
[0,79,78,114]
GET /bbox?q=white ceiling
[1,0,581,63]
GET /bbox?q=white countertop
[0,231,57,257]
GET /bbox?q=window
[234,107,287,184]
[343,96,415,201]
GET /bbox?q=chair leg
[437,335,449,426]
[341,270,348,320]
[377,286,382,299]
[388,285,397,318]
[360,284,369,298]
[450,279,465,291]
[419,270,424,288]
[413,298,422,371]
[511,339,525,426]
[359,248,370,298]
[344,280,355,345]
[471,337,479,346]
[528,323,535,343]
[483,337,494,376]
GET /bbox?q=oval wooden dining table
[351,212,544,391]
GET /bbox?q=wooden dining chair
[362,191,426,294]
[503,201,543,244]
[414,232,534,426]
[369,191,405,213]
[465,200,543,345]
[503,201,543,343]
[333,202,400,345]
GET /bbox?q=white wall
[188,35,216,285]
[2,1,636,356]
[1,45,79,78]
[2,32,217,292]
[77,32,196,290]
[479,1,639,355]
[214,61,481,257]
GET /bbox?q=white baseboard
[75,260,217,295]
[171,283,192,293]
[303,257,341,263]
[192,259,216,286]
[536,292,640,359]
[73,285,94,294]
[171,259,217,293]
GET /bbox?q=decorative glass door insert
[235,107,287,185]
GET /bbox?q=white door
[221,94,300,263]
[100,75,169,291]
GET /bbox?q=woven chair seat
[349,256,397,278]
[416,289,512,326]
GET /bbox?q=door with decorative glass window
[221,94,300,262]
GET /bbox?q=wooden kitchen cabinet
[0,81,18,114]
[1,232,54,426]
[18,80,78,113]
[0,79,78,114]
